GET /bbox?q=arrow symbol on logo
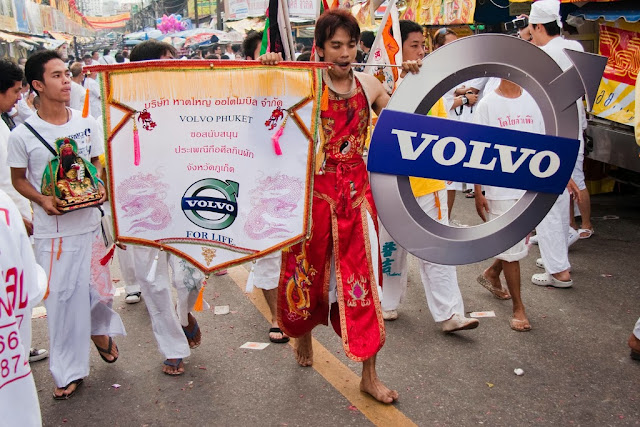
[547,49,608,111]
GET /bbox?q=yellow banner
[591,78,635,126]
[400,0,476,25]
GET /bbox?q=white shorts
[445,181,464,191]
[245,251,281,292]
[571,153,586,191]
[487,199,529,262]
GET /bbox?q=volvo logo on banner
[367,33,608,266]
[368,111,579,195]
[181,178,239,230]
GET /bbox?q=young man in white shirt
[473,79,545,331]
[378,20,479,333]
[8,50,126,400]
[526,0,584,287]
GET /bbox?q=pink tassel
[271,126,284,156]
[133,119,140,166]
[100,244,116,266]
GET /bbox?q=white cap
[529,0,562,29]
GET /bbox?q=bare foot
[162,359,185,375]
[360,356,398,404]
[91,335,118,362]
[360,375,399,403]
[294,333,313,367]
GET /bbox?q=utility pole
[216,0,222,30]
[194,0,199,28]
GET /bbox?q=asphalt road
[31,191,640,426]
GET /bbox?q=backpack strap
[24,122,57,157]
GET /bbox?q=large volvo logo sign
[368,34,607,265]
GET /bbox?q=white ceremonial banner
[92,61,322,274]
[287,0,318,19]
[365,0,402,94]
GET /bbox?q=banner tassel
[100,244,116,266]
[271,115,288,156]
[146,252,159,282]
[193,275,208,312]
[82,89,90,118]
[133,118,140,166]
[320,88,329,112]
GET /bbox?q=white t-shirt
[473,89,545,200]
[0,190,44,426]
[7,108,103,238]
[540,36,587,153]
[70,81,86,111]
[14,96,33,125]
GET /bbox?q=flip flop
[53,378,84,400]
[94,337,118,363]
[182,314,201,348]
[509,317,532,332]
[631,350,640,361]
[268,327,290,344]
[578,228,594,239]
[476,275,511,300]
[163,358,185,376]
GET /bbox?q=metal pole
[216,0,222,30]
[194,0,199,28]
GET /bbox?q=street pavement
[32,191,640,426]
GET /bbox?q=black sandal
[53,378,83,400]
[94,336,118,363]
[268,327,290,344]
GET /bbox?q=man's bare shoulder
[355,71,383,87]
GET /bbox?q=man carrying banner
[378,19,479,333]
[262,9,420,404]
[8,50,126,399]
[112,40,207,376]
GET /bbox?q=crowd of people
[1,0,638,424]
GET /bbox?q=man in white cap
[527,0,584,288]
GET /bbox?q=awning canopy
[569,0,640,23]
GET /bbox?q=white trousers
[536,189,571,274]
[379,190,464,322]
[35,229,126,388]
[117,246,194,359]
[634,317,640,340]
[246,251,281,292]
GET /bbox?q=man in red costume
[261,9,420,403]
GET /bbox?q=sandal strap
[94,336,113,355]
[163,358,183,367]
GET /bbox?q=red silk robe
[277,77,385,361]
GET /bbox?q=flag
[365,0,402,94]
[259,0,295,59]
